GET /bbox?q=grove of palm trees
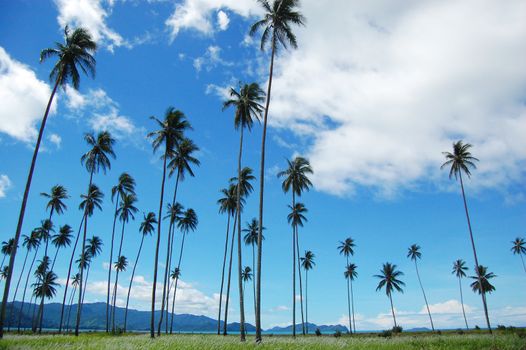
[0,0,525,349]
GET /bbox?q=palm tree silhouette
[65,273,81,333]
[375,263,405,328]
[50,224,73,271]
[32,271,58,333]
[31,256,50,330]
[470,266,496,295]
[243,219,265,323]
[0,28,96,337]
[511,238,526,274]
[452,259,469,329]
[1,239,15,270]
[344,263,357,334]
[36,220,54,259]
[300,250,315,334]
[407,244,434,331]
[112,255,128,333]
[81,236,103,305]
[338,237,355,333]
[40,185,69,257]
[241,266,253,308]
[15,231,40,332]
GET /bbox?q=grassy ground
[1,332,525,350]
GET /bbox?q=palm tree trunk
[223,215,238,335]
[50,246,61,272]
[217,214,231,335]
[169,231,187,334]
[165,219,176,333]
[236,127,246,341]
[291,193,296,338]
[350,278,356,333]
[66,286,77,333]
[389,293,397,328]
[158,170,180,336]
[43,209,54,259]
[31,295,38,332]
[37,297,44,334]
[18,246,39,332]
[81,265,91,306]
[151,149,168,338]
[305,270,308,334]
[458,276,469,330]
[106,201,119,333]
[345,256,352,334]
[8,249,29,331]
[0,255,5,271]
[295,227,305,335]
[459,172,491,333]
[255,33,276,343]
[124,234,145,332]
[0,75,61,339]
[252,244,256,324]
[58,217,84,333]
[414,261,434,331]
[520,254,526,274]
[111,270,120,333]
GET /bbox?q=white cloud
[0,47,55,143]
[217,10,230,31]
[48,133,62,148]
[205,83,230,100]
[90,107,137,138]
[422,299,474,315]
[0,175,12,198]
[262,0,526,197]
[64,85,86,110]
[193,45,233,73]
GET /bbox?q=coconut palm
[30,256,51,332]
[470,266,496,295]
[250,1,305,339]
[106,173,135,332]
[0,239,15,274]
[338,237,355,333]
[168,267,181,331]
[300,250,315,334]
[160,138,199,334]
[32,270,58,333]
[375,263,405,328]
[148,107,190,338]
[50,225,73,271]
[35,220,54,259]
[241,266,253,302]
[243,219,265,321]
[452,259,469,329]
[344,263,357,334]
[169,208,198,334]
[111,255,128,333]
[407,244,434,331]
[124,212,157,332]
[40,185,69,257]
[0,28,96,337]
[65,273,80,332]
[441,140,491,332]
[81,236,103,305]
[511,237,526,274]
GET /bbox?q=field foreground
[1,333,526,350]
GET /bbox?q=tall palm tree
[250,1,305,340]
[81,236,103,305]
[344,263,357,334]
[32,270,58,333]
[407,244,434,331]
[40,185,69,257]
[441,140,491,332]
[65,273,80,332]
[50,224,73,271]
[169,208,198,334]
[511,238,526,274]
[106,173,135,332]
[338,237,355,334]
[300,250,315,334]
[375,263,405,329]
[0,239,15,270]
[0,267,8,280]
[0,28,96,337]
[470,266,496,296]
[224,82,264,341]
[278,156,313,336]
[111,255,128,333]
[124,212,157,332]
[148,107,190,338]
[452,259,469,329]
[243,219,265,321]
[36,220,54,259]
[160,138,199,334]
[30,257,50,332]
[241,266,253,307]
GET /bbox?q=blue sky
[1,0,525,330]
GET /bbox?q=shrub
[378,330,392,338]
[334,330,342,338]
[392,326,403,333]
[456,329,464,335]
[497,325,506,330]
[475,325,481,330]
[315,328,322,337]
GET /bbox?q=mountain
[265,322,348,334]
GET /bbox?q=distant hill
[265,322,348,334]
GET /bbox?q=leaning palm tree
[81,236,103,305]
[300,250,315,334]
[224,83,264,341]
[470,265,496,296]
[407,244,434,331]
[0,28,96,337]
[124,212,157,332]
[441,140,492,332]
[32,271,59,333]
[344,263,357,334]
[1,239,15,270]
[243,219,265,320]
[40,185,69,257]
[16,231,41,332]
[50,224,73,271]
[250,2,306,340]
[30,256,50,331]
[338,237,355,333]
[65,273,81,332]
[148,107,190,338]
[375,263,405,329]
[111,255,128,333]
[452,259,469,329]
[106,172,135,332]
[169,208,198,334]
[511,238,526,274]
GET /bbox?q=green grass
[1,332,525,350]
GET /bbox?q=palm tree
[148,107,190,338]
[0,28,96,337]
[40,185,69,257]
[300,250,315,334]
[344,263,357,334]
[511,238,526,274]
[81,236,103,305]
[338,237,355,334]
[375,263,405,329]
[470,266,496,296]
[50,225,73,271]
[106,173,135,332]
[65,273,80,332]
[35,220,54,261]
[124,212,157,332]
[32,270,59,333]
[169,208,198,334]
[111,255,128,333]
[16,230,40,332]
[30,256,51,332]
[250,1,305,340]
[452,259,469,329]
[441,140,491,332]
[0,239,15,270]
[0,267,8,280]
[241,266,253,304]
[407,244,434,331]
[160,138,199,334]
[243,219,265,321]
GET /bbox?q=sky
[0,0,525,331]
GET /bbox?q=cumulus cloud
[262,0,526,197]
[422,299,474,315]
[0,47,55,143]
[217,10,230,31]
[193,45,233,73]
[48,133,62,148]
[0,175,12,198]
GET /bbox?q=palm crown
[111,173,136,203]
[114,255,128,272]
[375,263,405,296]
[1,238,16,256]
[345,263,358,281]
[140,212,157,236]
[52,225,73,248]
[218,185,242,217]
[165,203,184,225]
[168,138,200,179]
[177,209,198,234]
[407,244,422,261]
[241,266,253,282]
[79,184,104,217]
[23,231,41,251]
[86,236,103,259]
[117,194,138,223]
[287,202,307,227]
[171,268,181,280]
[277,156,313,196]
[148,107,191,156]
[243,218,265,246]
[470,265,496,295]
[441,141,479,179]
[81,131,116,175]
[32,271,59,300]
[338,238,355,257]
[223,82,265,131]
[230,167,255,199]
[37,220,54,242]
[452,259,468,278]
[41,185,69,215]
[301,251,315,271]
[511,237,526,255]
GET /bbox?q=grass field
[1,332,525,350]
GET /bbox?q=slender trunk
[111,269,120,333]
[236,127,246,341]
[0,75,61,338]
[37,297,44,334]
[50,246,60,272]
[223,215,238,335]
[305,270,308,334]
[389,293,397,328]
[58,216,84,332]
[350,278,356,333]
[124,234,145,332]
[31,294,38,332]
[43,209,54,259]
[169,231,187,334]
[0,256,5,270]
[151,149,168,338]
[18,246,39,332]
[292,193,296,337]
[66,286,77,333]
[8,249,29,331]
[165,218,176,333]
[252,244,256,323]
[458,276,469,330]
[295,227,305,335]
[459,172,491,333]
[111,220,126,329]
[106,200,119,333]
[217,214,231,335]
[520,254,526,274]
[345,256,352,334]
[81,265,91,306]
[414,260,434,331]
[255,34,276,343]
